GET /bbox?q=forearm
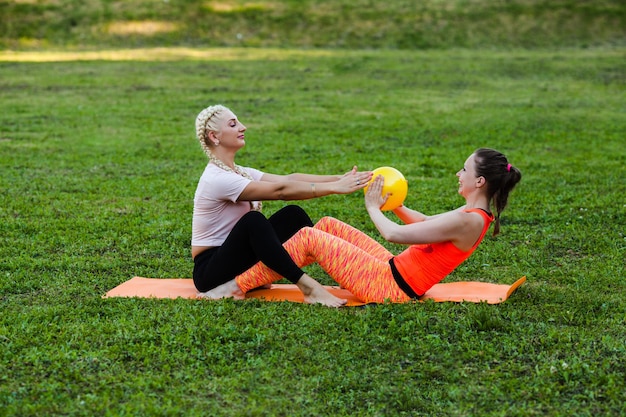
[392,205,429,224]
[285,173,341,183]
[366,205,403,242]
[271,181,342,200]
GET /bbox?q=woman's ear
[476,176,486,188]
[208,130,220,145]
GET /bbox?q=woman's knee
[276,205,313,225]
[269,205,313,242]
[235,211,272,233]
[315,216,338,230]
[240,210,266,223]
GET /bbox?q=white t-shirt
[191,163,264,247]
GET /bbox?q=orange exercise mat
[104,276,526,305]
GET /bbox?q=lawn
[2,0,624,50]
[1,46,624,415]
[1,0,626,414]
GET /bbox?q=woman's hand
[333,167,372,194]
[364,174,389,210]
[341,166,358,179]
[341,166,372,179]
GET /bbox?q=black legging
[192,205,313,292]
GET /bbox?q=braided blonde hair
[195,104,262,211]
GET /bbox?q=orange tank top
[392,208,494,296]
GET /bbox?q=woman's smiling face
[214,109,247,148]
[456,153,480,197]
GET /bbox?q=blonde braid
[195,105,262,211]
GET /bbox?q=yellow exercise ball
[364,166,408,211]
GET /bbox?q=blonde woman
[192,104,372,307]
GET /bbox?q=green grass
[1,0,626,414]
[1,0,625,50]
[1,46,625,416]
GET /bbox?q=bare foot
[296,274,347,308]
[197,279,245,300]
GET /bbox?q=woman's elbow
[379,230,398,243]
[273,184,293,200]
[382,228,409,244]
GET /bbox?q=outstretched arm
[239,168,372,201]
[261,166,370,184]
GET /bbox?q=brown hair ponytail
[473,148,522,236]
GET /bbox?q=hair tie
[506,163,512,172]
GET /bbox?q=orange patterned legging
[236,216,412,303]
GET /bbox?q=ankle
[296,274,315,295]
